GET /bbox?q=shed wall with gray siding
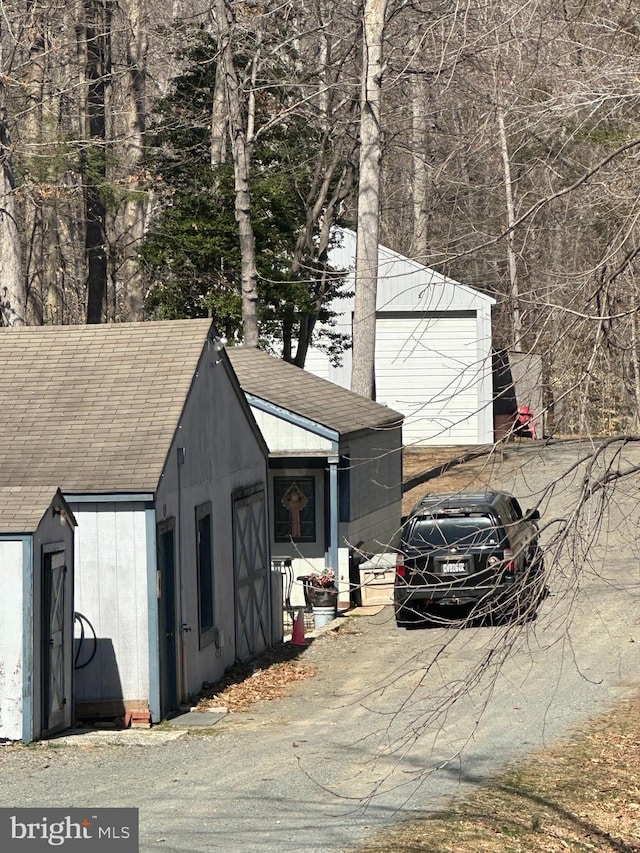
[156,352,269,698]
[343,428,403,524]
[342,433,403,555]
[69,351,269,718]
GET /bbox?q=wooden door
[42,550,70,736]
[233,489,269,661]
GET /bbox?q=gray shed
[227,348,404,607]
[0,321,271,734]
[0,487,76,742]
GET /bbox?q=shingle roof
[0,320,214,493]
[0,486,69,533]
[227,347,403,436]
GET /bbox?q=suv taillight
[395,552,406,578]
[504,547,515,572]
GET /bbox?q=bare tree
[82,0,111,324]
[110,0,150,321]
[206,0,359,355]
[0,19,26,327]
[495,94,522,350]
[212,0,259,347]
[287,0,359,366]
[351,0,387,399]
[377,0,640,436]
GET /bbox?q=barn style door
[42,550,71,736]
[232,488,270,661]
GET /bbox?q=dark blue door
[158,523,178,716]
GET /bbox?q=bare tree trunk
[410,37,429,261]
[0,23,26,327]
[83,0,110,324]
[210,61,227,168]
[351,0,386,399]
[23,0,46,324]
[496,97,522,350]
[116,0,148,321]
[630,298,640,432]
[44,211,62,324]
[21,0,71,325]
[214,0,259,348]
[0,128,25,327]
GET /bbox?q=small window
[195,503,214,635]
[500,500,516,525]
[501,498,522,526]
[510,498,523,519]
[274,476,316,542]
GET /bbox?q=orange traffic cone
[290,608,308,646]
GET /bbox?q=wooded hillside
[1,0,638,434]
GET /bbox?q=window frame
[273,476,317,543]
[195,502,215,646]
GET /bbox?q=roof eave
[64,491,156,503]
[245,393,340,443]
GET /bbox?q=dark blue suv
[393,490,544,627]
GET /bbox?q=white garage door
[375,313,480,446]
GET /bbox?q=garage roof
[0,320,215,493]
[330,228,496,311]
[227,347,403,436]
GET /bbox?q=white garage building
[304,229,496,446]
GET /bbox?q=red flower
[308,568,336,588]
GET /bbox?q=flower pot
[308,588,338,608]
[309,586,338,628]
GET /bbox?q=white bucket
[313,606,336,629]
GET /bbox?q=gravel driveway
[1,439,638,853]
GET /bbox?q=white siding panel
[73,503,149,703]
[375,316,480,445]
[0,540,25,740]
[303,324,353,389]
[250,408,332,453]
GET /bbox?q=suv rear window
[406,516,502,549]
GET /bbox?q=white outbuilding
[303,228,496,446]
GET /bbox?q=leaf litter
[196,645,317,712]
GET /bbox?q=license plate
[441,561,467,574]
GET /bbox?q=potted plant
[307,569,338,626]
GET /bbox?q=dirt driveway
[1,439,638,853]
